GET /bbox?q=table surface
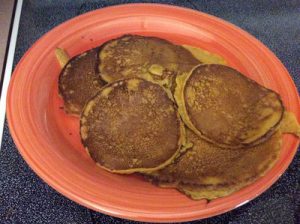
[0,0,299,223]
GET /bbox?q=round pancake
[98,35,200,89]
[175,64,284,148]
[58,48,104,115]
[80,78,186,174]
[149,129,282,200]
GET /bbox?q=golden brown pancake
[179,111,300,200]
[182,45,227,65]
[98,35,200,89]
[148,112,300,200]
[279,111,300,137]
[149,129,282,200]
[58,48,104,115]
[80,78,186,174]
[175,64,284,148]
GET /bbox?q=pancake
[58,48,104,115]
[98,35,200,89]
[149,129,282,200]
[148,111,300,200]
[182,45,227,65]
[55,48,70,68]
[179,111,300,200]
[80,78,186,174]
[279,111,300,137]
[175,64,284,148]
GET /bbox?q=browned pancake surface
[59,48,104,115]
[183,64,284,148]
[98,35,200,86]
[154,129,281,183]
[80,78,183,173]
[150,129,282,199]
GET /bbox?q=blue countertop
[0,1,299,223]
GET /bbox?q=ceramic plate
[6,4,299,222]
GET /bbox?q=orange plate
[6,4,300,223]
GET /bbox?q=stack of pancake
[56,35,300,200]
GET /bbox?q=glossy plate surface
[6,4,300,223]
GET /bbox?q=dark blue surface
[1,0,299,223]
